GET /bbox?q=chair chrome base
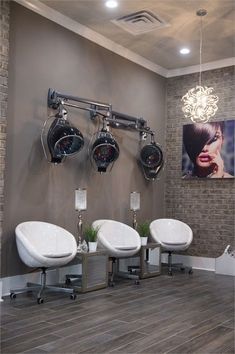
[164,251,193,276]
[109,257,140,286]
[10,267,76,303]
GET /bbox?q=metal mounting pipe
[47,88,154,137]
[48,88,112,111]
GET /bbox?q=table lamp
[75,188,87,251]
[130,191,140,230]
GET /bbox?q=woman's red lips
[198,154,211,162]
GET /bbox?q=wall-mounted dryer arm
[48,88,154,133]
[62,101,109,119]
[48,88,112,114]
[48,88,150,132]
[110,111,147,130]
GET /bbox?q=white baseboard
[0,264,82,298]
[98,254,215,274]
[161,253,216,271]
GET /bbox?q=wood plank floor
[1,270,234,354]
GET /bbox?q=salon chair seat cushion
[43,252,72,258]
[115,246,137,250]
[163,241,188,246]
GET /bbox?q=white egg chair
[10,221,77,303]
[92,219,141,285]
[150,218,193,275]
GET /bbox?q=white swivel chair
[10,221,77,303]
[150,218,193,275]
[92,219,141,285]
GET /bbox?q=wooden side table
[65,250,108,292]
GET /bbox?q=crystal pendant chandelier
[182,9,219,123]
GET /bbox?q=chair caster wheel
[65,278,71,286]
[134,280,140,285]
[189,269,193,274]
[70,294,76,300]
[168,271,173,276]
[109,281,115,287]
[10,293,16,299]
[37,297,44,304]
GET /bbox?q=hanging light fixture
[182,9,219,123]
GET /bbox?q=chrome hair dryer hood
[139,141,164,180]
[42,108,84,164]
[47,116,84,163]
[90,130,119,173]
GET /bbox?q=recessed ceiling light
[105,0,118,9]
[180,48,190,55]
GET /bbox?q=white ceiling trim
[167,57,235,78]
[15,0,234,78]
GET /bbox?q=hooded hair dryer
[42,108,84,163]
[90,125,119,173]
[139,134,164,180]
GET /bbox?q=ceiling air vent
[111,10,169,35]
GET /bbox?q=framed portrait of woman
[182,120,234,179]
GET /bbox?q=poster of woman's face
[182,120,234,179]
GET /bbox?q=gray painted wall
[165,67,235,258]
[2,3,166,277]
[0,0,9,276]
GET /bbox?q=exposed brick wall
[165,66,235,258]
[0,0,9,275]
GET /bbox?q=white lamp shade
[75,189,87,211]
[130,192,140,211]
